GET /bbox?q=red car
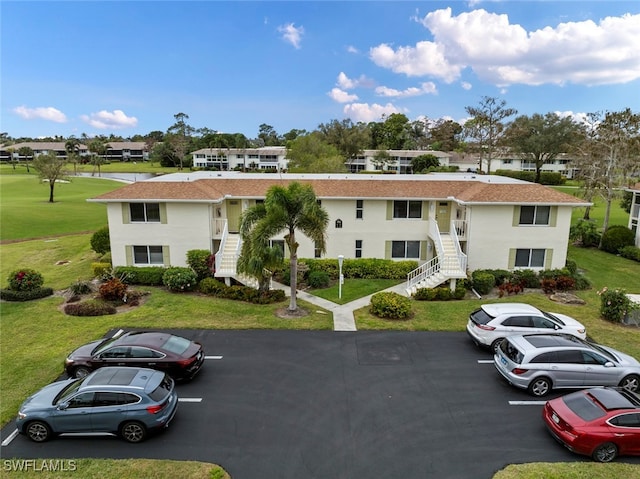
[65,330,205,381]
[543,387,640,462]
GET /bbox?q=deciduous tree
[33,151,69,203]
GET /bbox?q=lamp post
[338,255,344,299]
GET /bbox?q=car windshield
[91,336,120,355]
[53,377,87,405]
[563,393,606,421]
[162,335,191,355]
[542,311,564,326]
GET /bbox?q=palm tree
[239,182,329,312]
[17,146,33,173]
[65,137,81,174]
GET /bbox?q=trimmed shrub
[370,292,413,320]
[7,269,44,291]
[564,259,578,275]
[199,278,228,295]
[163,267,198,292]
[511,269,540,288]
[413,288,437,301]
[0,287,54,302]
[569,219,601,247]
[453,286,466,299]
[187,249,215,281]
[198,278,285,304]
[598,287,636,323]
[540,278,556,294]
[573,275,592,291]
[113,266,165,285]
[302,258,417,280]
[64,299,117,316]
[307,270,330,289]
[485,269,512,286]
[90,226,111,255]
[471,271,495,295]
[554,276,576,291]
[620,245,640,262]
[99,278,127,301]
[600,225,635,254]
[92,262,112,278]
[100,252,112,264]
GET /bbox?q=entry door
[226,200,243,233]
[436,202,451,233]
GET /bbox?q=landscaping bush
[99,278,128,301]
[453,286,466,299]
[92,262,112,278]
[370,292,413,320]
[600,225,635,254]
[511,269,540,288]
[498,280,523,297]
[302,258,417,280]
[90,226,111,255]
[569,219,601,247]
[540,278,557,294]
[198,278,285,304]
[7,268,44,291]
[620,245,640,262]
[113,266,165,285]
[485,269,512,286]
[0,287,54,302]
[598,287,636,323]
[413,288,437,301]
[564,259,578,275]
[198,277,228,295]
[471,271,495,295]
[162,267,198,292]
[187,249,215,281]
[69,280,94,295]
[307,270,330,288]
[554,276,576,291]
[64,299,117,316]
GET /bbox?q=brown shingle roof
[91,174,589,205]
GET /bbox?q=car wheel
[528,377,551,397]
[120,421,147,443]
[592,442,618,463]
[619,374,640,392]
[490,338,504,353]
[73,366,92,379]
[26,421,52,442]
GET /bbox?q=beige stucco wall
[107,202,212,267]
[465,204,572,271]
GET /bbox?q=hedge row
[301,258,417,280]
[64,299,117,316]
[113,266,166,285]
[494,170,565,185]
[0,287,54,302]
[199,278,286,304]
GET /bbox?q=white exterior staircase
[405,219,467,296]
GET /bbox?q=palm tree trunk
[287,232,298,311]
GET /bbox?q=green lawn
[1,172,639,478]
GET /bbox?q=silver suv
[494,334,640,397]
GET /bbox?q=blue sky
[2,1,639,140]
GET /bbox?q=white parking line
[1,429,19,446]
[178,397,203,403]
[205,355,223,360]
[509,400,547,406]
[477,359,494,364]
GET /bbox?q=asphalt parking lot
[2,330,639,479]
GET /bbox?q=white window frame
[133,245,164,265]
[391,240,420,259]
[393,200,422,219]
[519,206,550,226]
[515,248,546,268]
[130,203,160,223]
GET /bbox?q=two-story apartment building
[89,172,590,293]
[0,141,148,162]
[627,182,640,247]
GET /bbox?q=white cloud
[336,72,374,90]
[328,88,359,103]
[347,45,359,54]
[372,8,640,87]
[460,81,472,90]
[555,110,592,126]
[375,82,437,98]
[80,110,138,129]
[343,102,405,123]
[278,23,304,49]
[13,106,67,123]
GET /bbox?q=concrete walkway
[272,281,408,331]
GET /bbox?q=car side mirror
[604,362,615,368]
[57,402,69,410]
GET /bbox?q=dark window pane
[149,246,164,264]
[515,249,530,267]
[535,206,550,225]
[130,203,146,222]
[408,201,422,218]
[133,246,149,264]
[530,249,545,267]
[519,206,535,225]
[393,201,408,218]
[146,203,161,222]
[391,241,405,258]
[406,241,420,258]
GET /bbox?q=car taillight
[476,324,495,331]
[512,368,528,375]
[146,403,166,414]
[178,356,197,368]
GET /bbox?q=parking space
[2,330,638,478]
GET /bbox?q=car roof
[507,333,587,351]
[481,303,541,316]
[589,387,640,411]
[83,367,163,391]
[114,331,173,349]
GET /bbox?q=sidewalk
[272,281,408,331]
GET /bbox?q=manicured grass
[494,462,638,479]
[0,459,229,479]
[309,278,402,304]
[553,185,630,228]
[0,161,178,176]
[0,174,122,241]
